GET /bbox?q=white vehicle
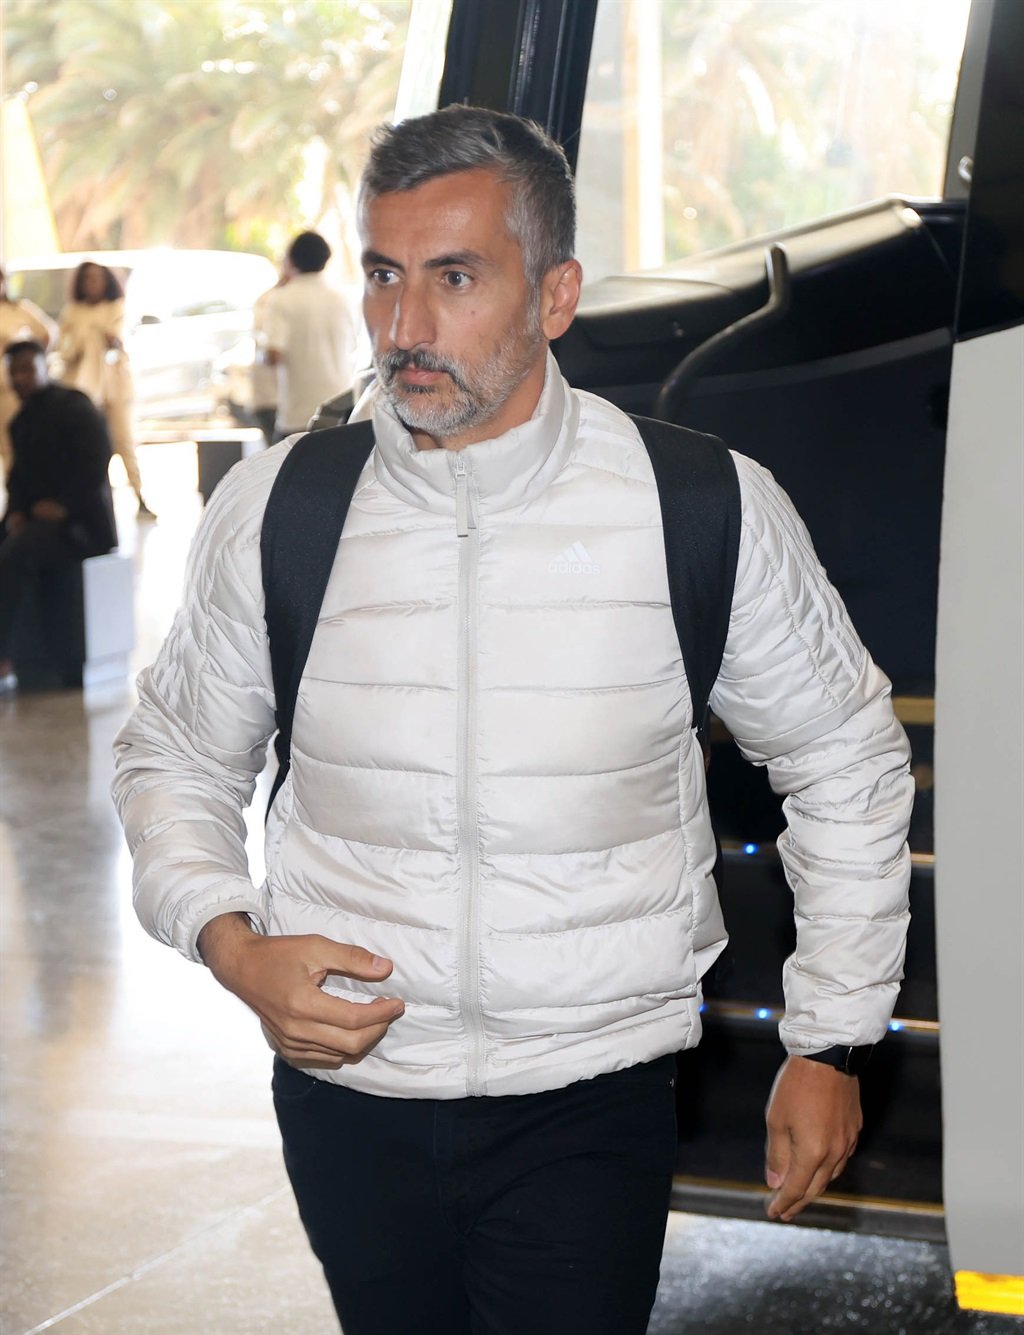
[5,248,277,422]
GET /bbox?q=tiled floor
[2,444,1022,1335]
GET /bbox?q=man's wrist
[796,1045,874,1077]
[196,911,257,971]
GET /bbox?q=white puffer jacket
[112,356,913,1099]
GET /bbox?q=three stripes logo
[548,541,601,575]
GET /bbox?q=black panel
[557,198,962,397]
[510,0,598,167]
[679,337,951,692]
[438,0,598,169]
[439,0,523,113]
[956,0,1024,339]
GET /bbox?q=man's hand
[764,1055,863,1222]
[29,499,68,522]
[197,912,405,1068]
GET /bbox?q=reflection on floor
[2,443,1022,1335]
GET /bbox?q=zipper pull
[453,454,473,537]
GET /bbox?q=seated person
[0,341,118,692]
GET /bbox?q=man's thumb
[317,939,394,981]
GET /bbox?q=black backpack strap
[631,415,742,748]
[260,420,375,808]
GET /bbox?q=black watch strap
[800,1045,874,1076]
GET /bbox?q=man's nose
[390,284,435,351]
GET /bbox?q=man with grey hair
[113,105,913,1334]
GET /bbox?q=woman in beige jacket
[0,264,56,476]
[59,261,154,517]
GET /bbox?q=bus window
[575,0,972,284]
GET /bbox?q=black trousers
[0,520,78,660]
[273,1054,678,1335]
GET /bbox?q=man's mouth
[396,366,448,388]
[379,349,468,395]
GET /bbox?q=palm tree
[2,0,411,263]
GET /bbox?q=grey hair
[359,105,576,290]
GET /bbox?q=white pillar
[934,322,1024,1303]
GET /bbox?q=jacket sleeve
[111,452,285,962]
[709,453,914,1054]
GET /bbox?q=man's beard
[374,321,543,441]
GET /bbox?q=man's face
[7,350,48,402]
[360,168,553,450]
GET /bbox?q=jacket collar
[371,351,579,518]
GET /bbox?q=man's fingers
[273,1018,393,1066]
[768,1144,855,1221]
[766,1150,817,1220]
[268,995,405,1053]
[830,1151,853,1182]
[301,991,406,1034]
[775,1160,835,1221]
[205,929,406,1067]
[764,1126,789,1191]
[270,1021,394,1068]
[262,1000,403,1067]
[264,1014,392,1057]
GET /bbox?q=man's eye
[368,269,398,286]
[443,271,472,289]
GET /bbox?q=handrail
[653,242,792,422]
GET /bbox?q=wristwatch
[800,1045,874,1076]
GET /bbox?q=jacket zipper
[453,454,485,1094]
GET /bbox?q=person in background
[251,269,288,447]
[0,341,117,694]
[262,230,357,440]
[58,261,155,519]
[0,264,56,478]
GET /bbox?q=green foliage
[4,0,411,258]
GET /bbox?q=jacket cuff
[778,1010,894,1055]
[180,894,269,964]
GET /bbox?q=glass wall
[575,0,972,284]
[0,0,452,277]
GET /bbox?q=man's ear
[539,260,583,341]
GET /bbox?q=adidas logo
[548,541,601,575]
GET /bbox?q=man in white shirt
[262,231,357,439]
